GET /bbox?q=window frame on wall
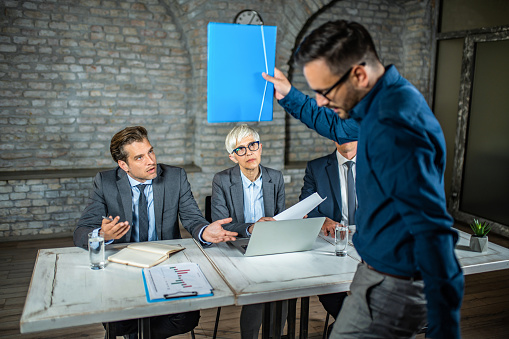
[434,0,509,236]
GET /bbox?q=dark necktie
[136,184,149,242]
[345,161,356,225]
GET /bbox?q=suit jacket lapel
[325,152,342,220]
[152,165,164,239]
[261,165,275,217]
[117,168,134,241]
[230,165,245,223]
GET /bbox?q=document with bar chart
[142,263,213,302]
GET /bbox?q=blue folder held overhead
[207,22,277,123]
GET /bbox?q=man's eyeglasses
[313,62,366,101]
[232,141,260,156]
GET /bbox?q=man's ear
[352,65,369,89]
[118,160,129,173]
[228,153,238,164]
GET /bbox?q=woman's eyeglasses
[232,141,260,156]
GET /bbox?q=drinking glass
[335,223,348,257]
[88,231,105,270]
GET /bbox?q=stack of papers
[142,263,213,302]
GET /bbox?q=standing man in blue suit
[211,124,286,339]
[263,20,463,339]
[74,126,237,339]
[299,140,357,327]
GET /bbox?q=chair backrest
[205,195,212,222]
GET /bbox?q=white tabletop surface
[20,238,235,333]
[20,228,509,334]
[318,228,509,275]
[201,235,361,306]
[454,229,509,274]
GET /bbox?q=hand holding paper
[274,193,326,221]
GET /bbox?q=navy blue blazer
[299,151,343,222]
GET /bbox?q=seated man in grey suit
[300,140,357,328]
[74,126,237,339]
[211,124,285,339]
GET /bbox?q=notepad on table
[108,242,184,268]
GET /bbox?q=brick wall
[0,0,435,240]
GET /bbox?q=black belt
[363,261,422,281]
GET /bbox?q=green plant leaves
[469,219,491,237]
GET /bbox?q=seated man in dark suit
[211,124,286,339]
[300,140,357,328]
[74,126,237,339]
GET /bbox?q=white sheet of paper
[274,192,326,221]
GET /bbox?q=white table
[20,229,509,339]
[454,230,509,274]
[200,228,509,339]
[20,239,235,336]
[201,235,359,305]
[200,235,360,338]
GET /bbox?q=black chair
[205,195,212,223]
[205,195,222,339]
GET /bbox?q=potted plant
[469,219,491,253]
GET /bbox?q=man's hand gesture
[203,218,238,243]
[101,216,130,241]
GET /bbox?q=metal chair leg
[322,312,330,339]
[299,297,309,339]
[287,299,297,339]
[104,322,116,339]
[212,307,221,339]
[191,329,196,339]
[139,317,150,339]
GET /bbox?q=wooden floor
[1,223,508,338]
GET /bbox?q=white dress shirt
[336,151,357,224]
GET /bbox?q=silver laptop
[231,217,325,257]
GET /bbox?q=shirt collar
[127,175,153,188]
[336,150,357,166]
[349,64,400,122]
[240,167,263,188]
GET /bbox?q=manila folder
[108,242,184,268]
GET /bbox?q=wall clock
[234,9,264,25]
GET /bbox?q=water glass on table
[88,231,105,270]
[335,223,348,257]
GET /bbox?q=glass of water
[335,223,348,257]
[88,231,105,270]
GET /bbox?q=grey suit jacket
[211,164,285,237]
[74,164,208,249]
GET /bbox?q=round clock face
[234,10,263,25]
